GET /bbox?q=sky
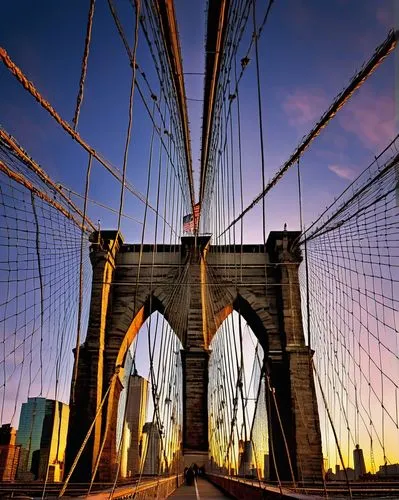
[0,0,396,240]
[0,0,398,477]
[176,0,397,239]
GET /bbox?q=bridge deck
[169,477,229,498]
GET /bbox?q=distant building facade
[377,463,399,478]
[116,349,133,449]
[263,453,270,480]
[0,424,17,445]
[120,373,148,477]
[0,424,20,481]
[353,444,366,479]
[238,440,254,476]
[142,422,161,475]
[326,464,355,481]
[16,397,69,481]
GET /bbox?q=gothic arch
[66,231,323,483]
[208,286,278,353]
[109,292,179,371]
[100,294,182,483]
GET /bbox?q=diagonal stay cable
[72,0,96,131]
[217,29,398,238]
[57,184,143,225]
[0,130,96,231]
[107,0,191,210]
[0,159,91,233]
[0,47,176,232]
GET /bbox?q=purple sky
[177,0,397,241]
[0,0,398,471]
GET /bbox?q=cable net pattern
[116,312,183,482]
[197,0,398,488]
[300,140,399,474]
[0,140,92,426]
[1,0,398,495]
[1,0,191,491]
[208,313,268,479]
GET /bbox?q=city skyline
[0,0,397,491]
[120,372,149,477]
[15,397,69,481]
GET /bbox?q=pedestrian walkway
[169,477,229,498]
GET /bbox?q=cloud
[282,88,328,127]
[376,6,393,28]
[338,90,395,150]
[328,164,357,181]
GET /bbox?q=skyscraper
[16,397,69,481]
[0,424,17,445]
[353,444,366,479]
[238,440,253,476]
[142,422,161,475]
[116,349,133,449]
[0,424,20,481]
[119,372,148,478]
[16,397,46,480]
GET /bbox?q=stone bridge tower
[65,230,323,482]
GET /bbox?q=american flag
[183,203,201,234]
[183,213,194,233]
[193,203,200,232]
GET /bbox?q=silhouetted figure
[185,466,194,485]
[193,463,198,477]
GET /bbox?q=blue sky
[176,1,396,240]
[0,0,396,242]
[0,0,397,469]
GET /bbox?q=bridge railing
[83,474,184,499]
[207,474,399,499]
[206,473,317,499]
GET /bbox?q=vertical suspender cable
[71,153,93,404]
[31,194,44,395]
[114,0,141,235]
[73,0,96,130]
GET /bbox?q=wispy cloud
[376,6,393,28]
[328,164,357,181]
[339,89,395,150]
[282,88,328,127]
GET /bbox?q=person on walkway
[185,466,194,485]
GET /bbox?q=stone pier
[65,231,323,482]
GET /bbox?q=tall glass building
[120,374,148,477]
[116,349,149,478]
[16,397,69,481]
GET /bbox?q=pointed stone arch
[107,291,181,372]
[208,286,279,353]
[66,231,323,483]
[99,304,182,481]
